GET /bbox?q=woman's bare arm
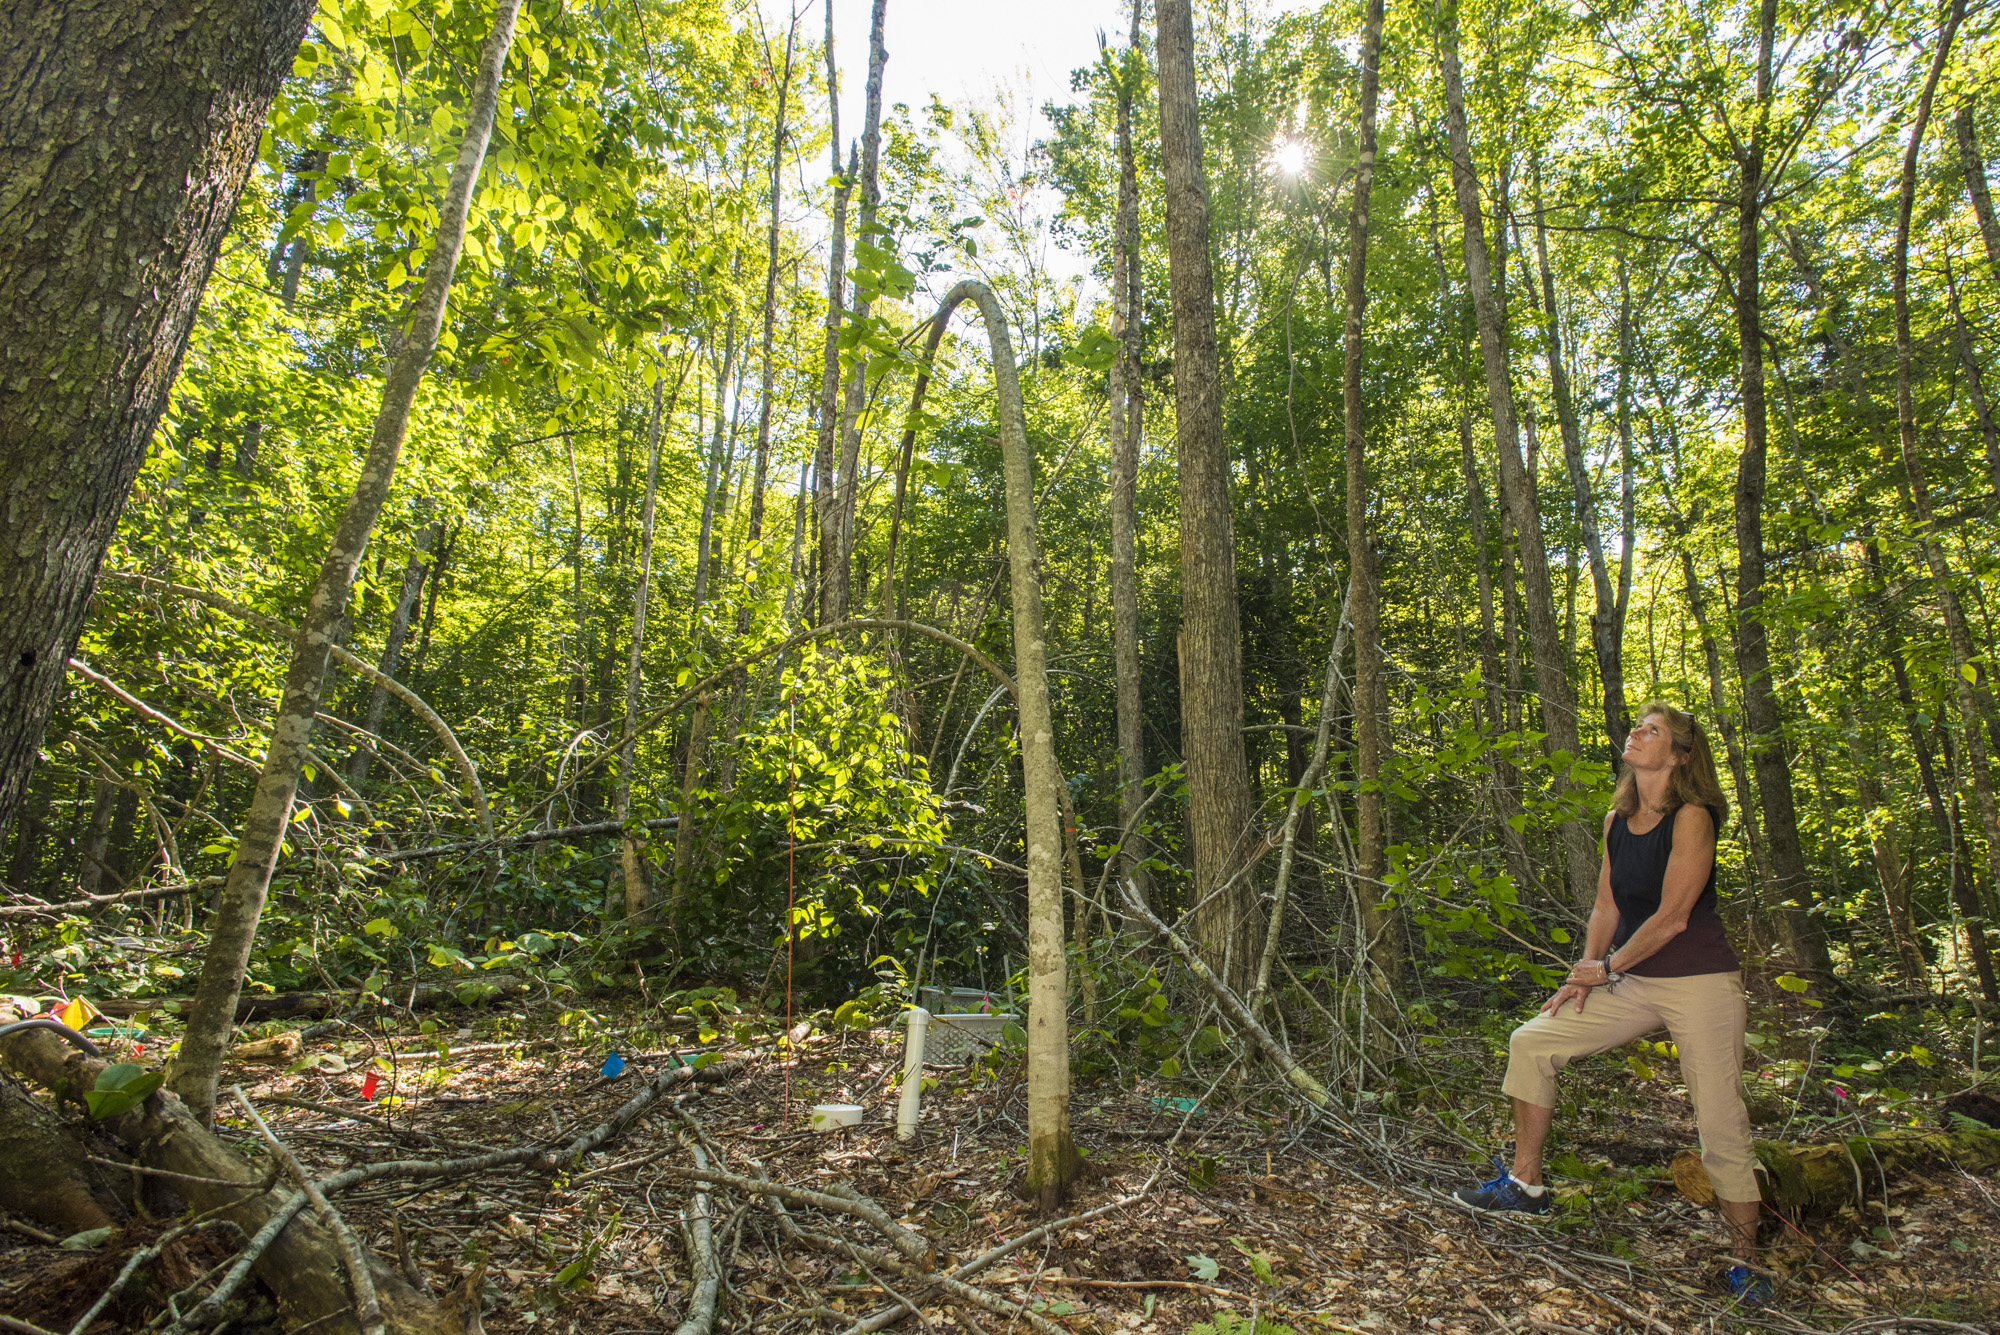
[1604,805,1716,974]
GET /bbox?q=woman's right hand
[1540,981,1593,1017]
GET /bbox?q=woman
[1449,703,1771,1304]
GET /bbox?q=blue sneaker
[1451,1156,1553,1215]
[1723,1264,1774,1306]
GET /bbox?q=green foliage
[86,1063,165,1121]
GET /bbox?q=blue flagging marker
[601,1050,626,1079]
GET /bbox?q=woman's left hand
[1564,960,1612,989]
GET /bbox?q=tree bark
[694,316,738,618]
[926,281,1078,1209]
[3,1004,452,1335]
[620,361,685,928]
[1942,249,2000,500]
[828,0,889,624]
[1108,4,1150,911]
[815,2,851,625]
[1155,0,1260,985]
[1437,1,1598,909]
[1341,0,1396,985]
[1729,0,1828,974]
[1892,0,2000,1007]
[349,523,436,787]
[0,0,318,841]
[744,18,800,577]
[1958,100,2000,276]
[169,0,523,1127]
[1530,178,1626,757]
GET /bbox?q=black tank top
[1607,805,1740,977]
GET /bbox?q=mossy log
[0,1067,131,1234]
[0,1001,454,1335]
[1673,1126,2000,1216]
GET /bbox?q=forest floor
[5,999,1998,1335]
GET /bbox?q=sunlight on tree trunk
[1155,0,1259,986]
[170,0,525,1126]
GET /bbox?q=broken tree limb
[377,816,680,864]
[662,1164,932,1267]
[234,1085,386,1335]
[1119,878,1335,1110]
[0,1068,128,1234]
[65,1217,245,1335]
[671,1129,719,1335]
[1672,1126,2000,1216]
[0,1002,450,1335]
[91,975,531,1021]
[101,572,494,850]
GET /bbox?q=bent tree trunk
[1437,0,1598,909]
[351,522,438,786]
[0,0,317,839]
[1155,0,1260,987]
[927,280,1079,1210]
[171,0,524,1127]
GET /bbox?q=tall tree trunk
[815,1,851,626]
[1437,2,1598,908]
[828,0,889,624]
[744,17,799,577]
[0,0,317,840]
[74,775,117,897]
[1729,0,1829,974]
[1942,249,2000,499]
[1847,711,1925,988]
[1958,101,2000,275]
[928,281,1078,1209]
[170,0,523,1127]
[694,321,740,620]
[620,360,686,928]
[1675,539,1775,896]
[349,522,436,786]
[1155,0,1260,986]
[1341,0,1396,983]
[563,427,591,732]
[1530,176,1626,757]
[1109,3,1150,910]
[1893,0,2000,1005]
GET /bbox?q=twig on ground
[231,1086,386,1335]
[662,1165,932,1267]
[1536,1254,1671,1335]
[65,1218,246,1335]
[2,1215,61,1244]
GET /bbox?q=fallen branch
[661,1165,931,1267]
[1537,1255,1673,1335]
[65,1217,246,1335]
[378,816,680,864]
[103,573,495,850]
[0,881,216,920]
[1118,878,1335,1109]
[671,1127,720,1335]
[93,976,531,1021]
[233,1086,387,1335]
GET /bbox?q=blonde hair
[1611,701,1729,829]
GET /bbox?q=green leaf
[85,1062,165,1121]
[1775,973,1809,993]
[1186,1254,1220,1281]
[1962,663,1979,684]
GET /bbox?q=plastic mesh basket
[921,1011,1017,1065]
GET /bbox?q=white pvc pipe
[895,1007,930,1141]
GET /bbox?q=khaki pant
[1501,970,1760,1202]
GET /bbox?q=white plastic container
[810,1102,864,1132]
